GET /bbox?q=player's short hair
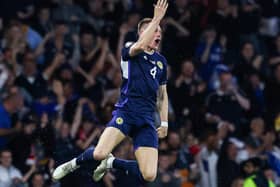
[137,18,153,33]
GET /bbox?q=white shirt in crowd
[197,146,218,187]
[0,165,22,187]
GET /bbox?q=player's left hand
[157,126,168,138]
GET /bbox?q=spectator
[239,0,262,53]
[149,151,181,187]
[195,26,223,81]
[172,60,206,124]
[0,149,28,187]
[208,0,239,49]
[231,177,244,187]
[0,91,23,149]
[30,172,45,187]
[243,73,265,117]
[8,111,37,173]
[233,42,265,88]
[197,127,219,187]
[242,157,276,187]
[206,69,250,136]
[245,118,265,151]
[52,0,87,30]
[15,51,48,102]
[217,138,241,187]
[33,6,52,36]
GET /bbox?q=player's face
[149,26,162,50]
[140,24,162,50]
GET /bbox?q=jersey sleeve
[159,58,168,85]
[121,42,135,61]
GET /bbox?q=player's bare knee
[142,170,157,182]
[93,149,108,160]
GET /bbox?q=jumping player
[52,0,169,184]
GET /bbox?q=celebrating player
[52,0,169,184]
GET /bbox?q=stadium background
[0,0,280,186]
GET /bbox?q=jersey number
[150,67,157,79]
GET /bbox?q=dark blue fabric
[116,42,168,115]
[76,146,97,166]
[267,152,280,176]
[113,158,146,184]
[0,104,11,149]
[107,110,158,149]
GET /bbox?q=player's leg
[135,147,158,181]
[76,127,125,164]
[94,124,158,183]
[52,126,126,181]
[109,147,158,182]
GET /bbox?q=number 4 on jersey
[150,66,157,79]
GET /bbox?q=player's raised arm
[129,0,168,57]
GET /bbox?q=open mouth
[155,38,161,44]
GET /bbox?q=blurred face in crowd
[9,25,23,41]
[167,132,180,149]
[82,121,94,134]
[63,82,74,98]
[24,123,36,135]
[39,8,50,23]
[0,151,12,168]
[219,72,232,90]
[242,43,254,60]
[249,74,261,88]
[139,23,162,51]
[250,118,264,137]
[231,178,244,187]
[263,131,276,146]
[181,61,194,78]
[227,143,238,161]
[159,140,168,150]
[5,93,24,113]
[60,69,73,81]
[32,173,44,187]
[243,162,256,175]
[60,123,70,138]
[23,53,36,76]
[55,24,68,36]
[206,133,219,150]
[205,29,217,42]
[81,33,94,49]
[159,154,170,170]
[88,0,104,16]
[264,169,275,182]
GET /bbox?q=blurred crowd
[0,0,280,187]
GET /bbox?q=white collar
[144,50,155,55]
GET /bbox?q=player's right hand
[153,0,169,21]
[157,126,168,138]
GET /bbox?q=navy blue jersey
[115,42,167,115]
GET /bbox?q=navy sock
[76,146,98,166]
[113,159,146,184]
